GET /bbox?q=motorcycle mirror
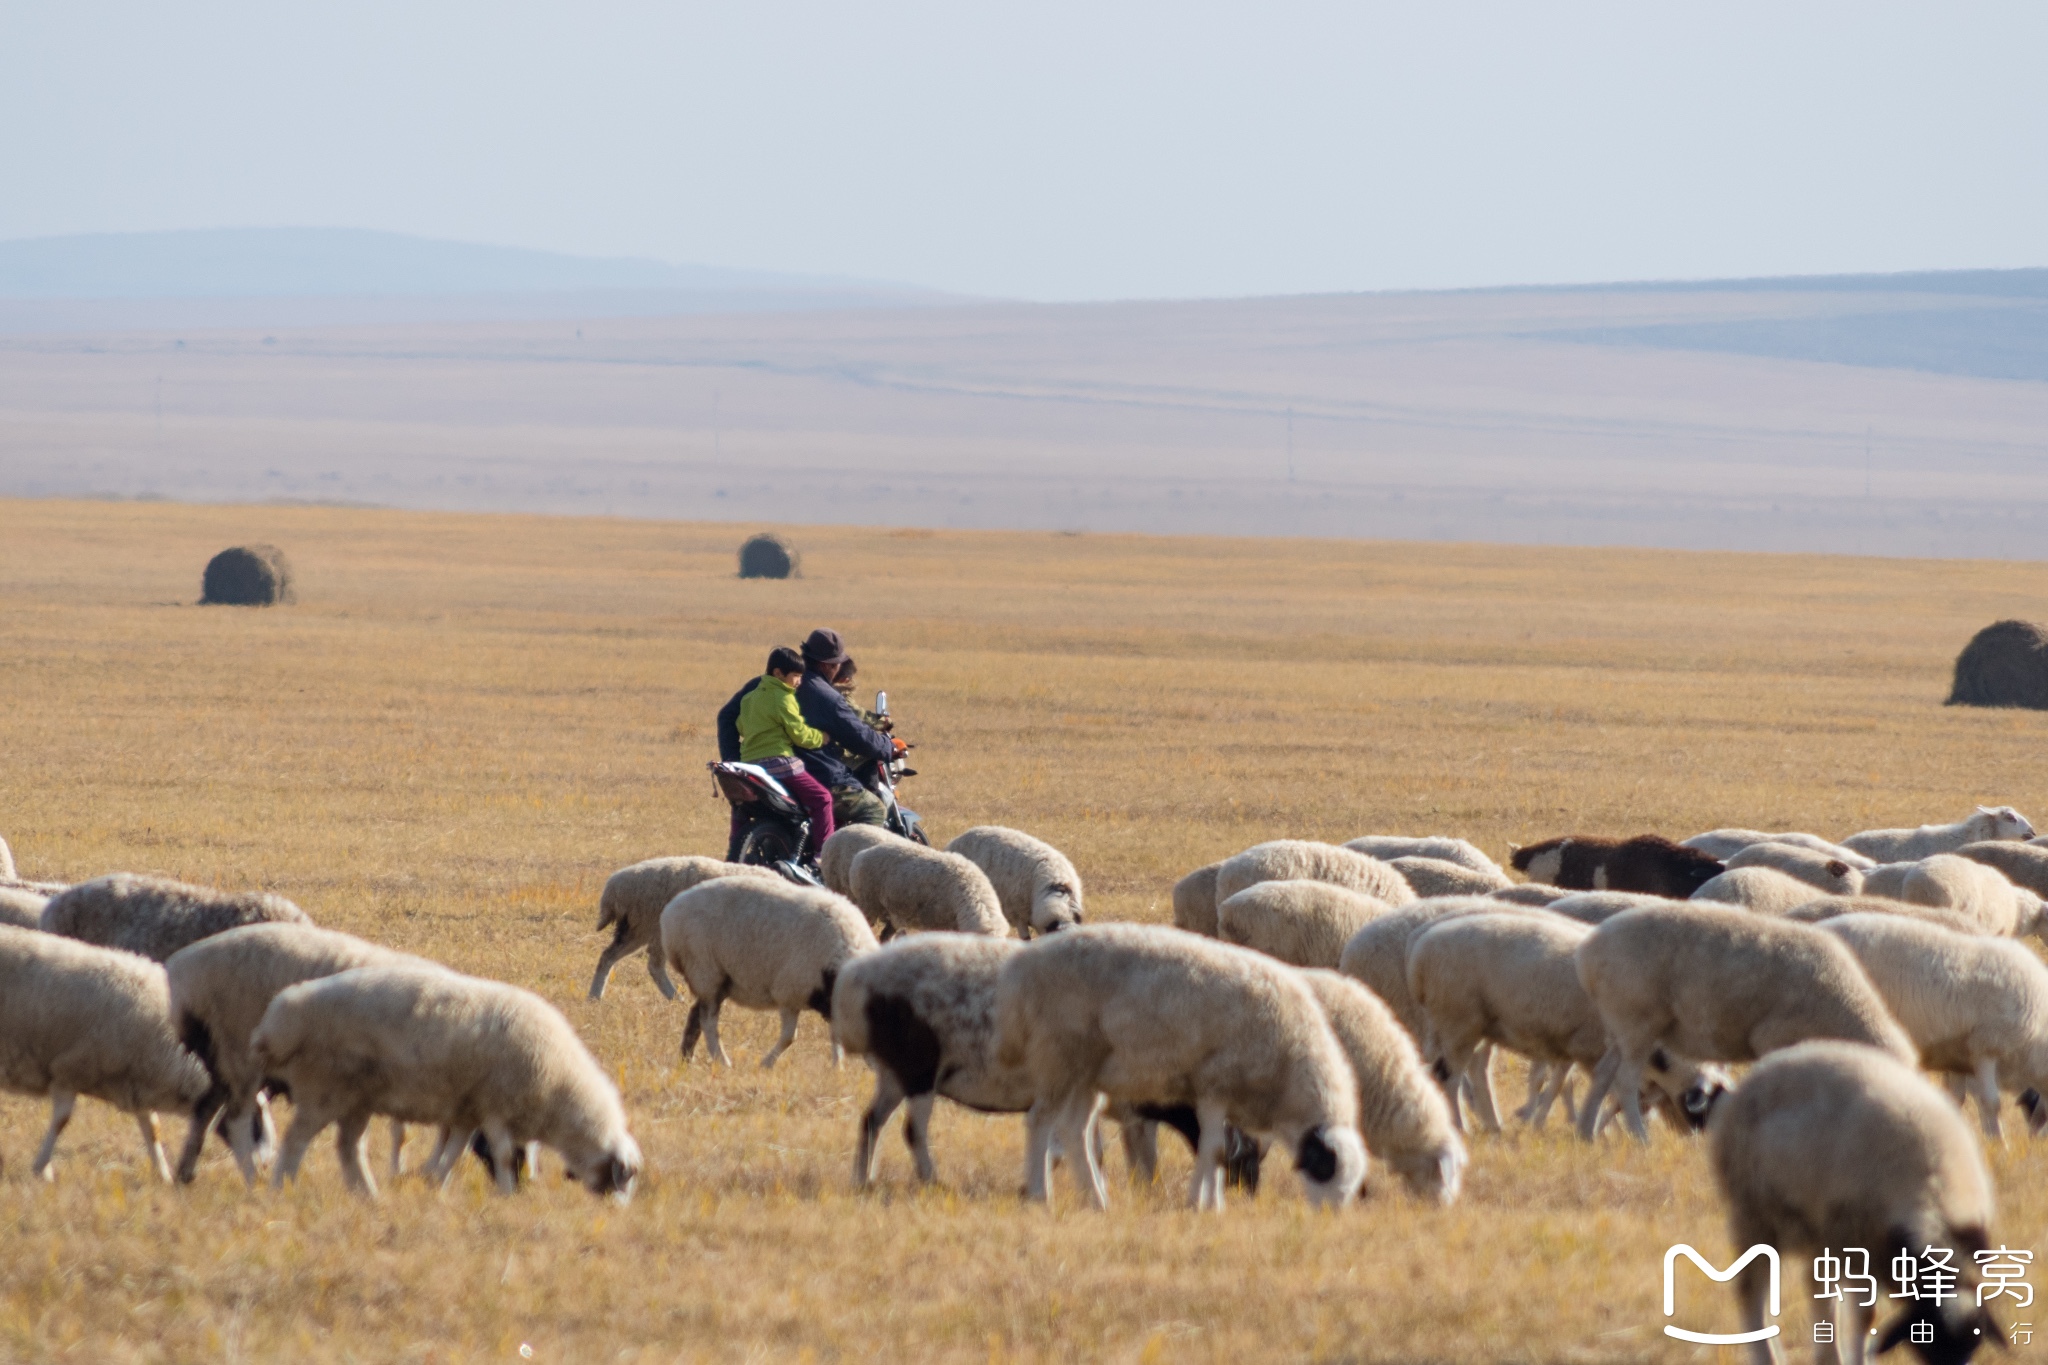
[875,691,889,716]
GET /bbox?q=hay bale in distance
[1948,619,2048,710]
[201,544,296,606]
[738,534,798,580]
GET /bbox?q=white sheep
[661,877,879,1068]
[1722,842,1863,895]
[0,925,209,1181]
[1544,891,1682,925]
[1814,912,2048,1139]
[819,824,903,897]
[1389,856,1513,898]
[848,840,1007,937]
[1575,903,1915,1142]
[1343,836,1505,878]
[1406,911,1724,1140]
[1296,968,1466,1203]
[0,886,46,930]
[830,933,1029,1185]
[588,855,781,1000]
[945,825,1084,938]
[1216,880,1390,968]
[1842,805,2035,862]
[165,922,439,1185]
[1958,839,2048,898]
[1860,854,2047,938]
[993,922,1368,1212]
[1689,865,1834,917]
[1784,894,1989,936]
[253,964,640,1198]
[1490,884,1571,906]
[41,873,310,962]
[1707,1041,2000,1360]
[1680,828,1875,869]
[1171,863,1222,937]
[1214,840,1415,908]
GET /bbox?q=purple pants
[732,755,836,857]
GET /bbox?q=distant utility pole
[1287,407,1295,483]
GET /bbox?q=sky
[4,2,2046,302]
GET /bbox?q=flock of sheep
[7,802,2048,1360]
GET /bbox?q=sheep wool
[0,925,209,1181]
[1389,856,1513,898]
[1172,863,1223,937]
[662,877,880,1068]
[253,964,640,1199]
[1723,842,1863,895]
[1957,839,2048,899]
[41,873,310,962]
[1842,805,2035,862]
[1343,836,1505,879]
[945,825,1084,937]
[1688,865,1832,917]
[819,825,904,898]
[589,855,782,1000]
[847,840,1007,937]
[1214,840,1415,908]
[0,886,46,931]
[1680,828,1875,869]
[1217,880,1390,969]
[994,922,1367,1212]
[1708,1041,1998,1357]
[1859,854,2045,938]
[1784,894,1988,936]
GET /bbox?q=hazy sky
[5,2,2045,301]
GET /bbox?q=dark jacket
[717,670,892,789]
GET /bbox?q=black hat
[801,628,849,667]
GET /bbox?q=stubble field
[3,496,2047,1363]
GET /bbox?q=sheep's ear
[1827,860,1849,877]
[1980,805,1999,815]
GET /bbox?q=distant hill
[0,227,946,303]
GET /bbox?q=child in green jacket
[733,646,836,855]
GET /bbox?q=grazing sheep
[0,886,45,930]
[1722,842,1863,895]
[1509,834,1725,899]
[831,934,1029,1186]
[1708,1042,1999,1362]
[0,925,209,1181]
[41,873,309,962]
[1344,836,1504,878]
[1842,805,2036,862]
[994,923,1368,1212]
[819,825,903,897]
[1957,839,2048,898]
[1407,912,1724,1139]
[165,922,438,1185]
[1689,865,1832,917]
[1860,854,2047,938]
[1390,856,1513,898]
[1814,913,2048,1139]
[1490,884,1571,907]
[945,826,1084,938]
[1214,840,1414,908]
[1680,828,1875,869]
[1217,880,1390,968]
[1172,863,1222,937]
[1575,903,1915,1141]
[253,965,640,1198]
[1544,891,1683,925]
[661,877,879,1068]
[848,841,1007,938]
[1297,968,1466,1203]
[588,855,781,1000]
[1785,894,1989,935]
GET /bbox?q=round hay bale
[1948,619,2048,709]
[737,533,798,580]
[200,544,295,606]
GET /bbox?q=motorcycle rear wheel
[738,822,803,867]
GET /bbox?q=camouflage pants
[833,784,888,828]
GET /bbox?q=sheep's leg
[1612,1053,1651,1143]
[223,1099,264,1186]
[31,1091,77,1180]
[252,1092,277,1166]
[1514,1061,1550,1124]
[645,948,680,1001]
[679,1000,705,1062]
[1576,1049,1623,1142]
[761,1008,801,1069]
[388,1119,407,1176]
[1558,1070,1581,1127]
[854,1068,905,1188]
[422,1128,471,1188]
[272,1104,336,1189]
[1841,1297,1876,1365]
[1022,1100,1058,1203]
[1188,1101,1231,1213]
[1431,1032,1481,1134]
[1525,1061,1573,1130]
[335,1110,377,1198]
[1942,1071,1969,1106]
[175,1083,228,1184]
[1060,1093,1108,1211]
[483,1125,521,1196]
[1463,1044,1502,1135]
[1973,1057,2004,1140]
[136,1111,173,1183]
[587,939,633,1000]
[701,998,733,1069]
[1119,1118,1159,1186]
[904,1092,938,1184]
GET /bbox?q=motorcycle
[709,690,928,886]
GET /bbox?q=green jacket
[737,674,827,761]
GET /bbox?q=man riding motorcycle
[715,628,896,859]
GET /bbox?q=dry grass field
[4,495,2048,1363]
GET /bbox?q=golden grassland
[4,496,2048,1363]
